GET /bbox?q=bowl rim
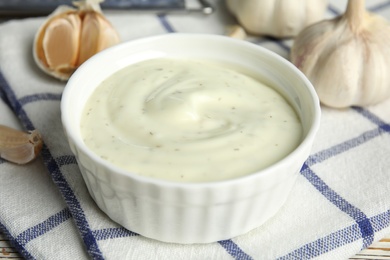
[61,33,321,189]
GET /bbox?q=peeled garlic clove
[0,125,43,164]
[33,1,120,81]
[290,0,390,108]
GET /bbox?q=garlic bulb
[226,0,329,38]
[33,0,120,81]
[0,125,43,164]
[290,0,390,108]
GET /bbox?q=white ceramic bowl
[61,34,320,244]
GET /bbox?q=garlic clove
[290,0,390,108]
[41,12,81,75]
[33,6,78,81]
[78,12,100,65]
[78,11,120,65]
[33,1,120,81]
[0,125,43,164]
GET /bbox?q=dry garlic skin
[80,59,303,182]
[291,0,390,108]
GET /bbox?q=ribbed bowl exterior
[68,138,306,243]
[62,34,320,244]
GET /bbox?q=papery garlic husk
[290,0,390,108]
[33,0,120,81]
[0,125,43,164]
[226,0,329,38]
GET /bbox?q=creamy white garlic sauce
[80,58,302,182]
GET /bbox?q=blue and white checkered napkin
[1,1,390,259]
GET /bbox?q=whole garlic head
[226,0,329,38]
[33,0,120,81]
[291,0,390,108]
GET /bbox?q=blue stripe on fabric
[370,210,390,233]
[278,222,362,259]
[353,107,390,133]
[282,225,360,259]
[16,208,72,246]
[327,2,390,18]
[18,93,62,107]
[327,4,341,16]
[0,67,254,260]
[251,37,290,55]
[0,71,104,260]
[264,36,290,52]
[42,148,104,259]
[0,222,35,260]
[279,209,390,259]
[301,164,374,248]
[157,13,176,33]
[288,110,390,257]
[218,240,254,260]
[91,227,254,260]
[92,227,138,241]
[369,1,390,12]
[91,226,254,260]
[55,154,78,167]
[305,127,386,167]
[0,73,33,131]
[153,14,256,260]
[0,85,12,108]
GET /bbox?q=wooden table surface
[0,233,22,259]
[1,230,390,259]
[350,235,390,260]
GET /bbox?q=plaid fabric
[1,1,390,259]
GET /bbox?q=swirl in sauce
[81,58,302,182]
